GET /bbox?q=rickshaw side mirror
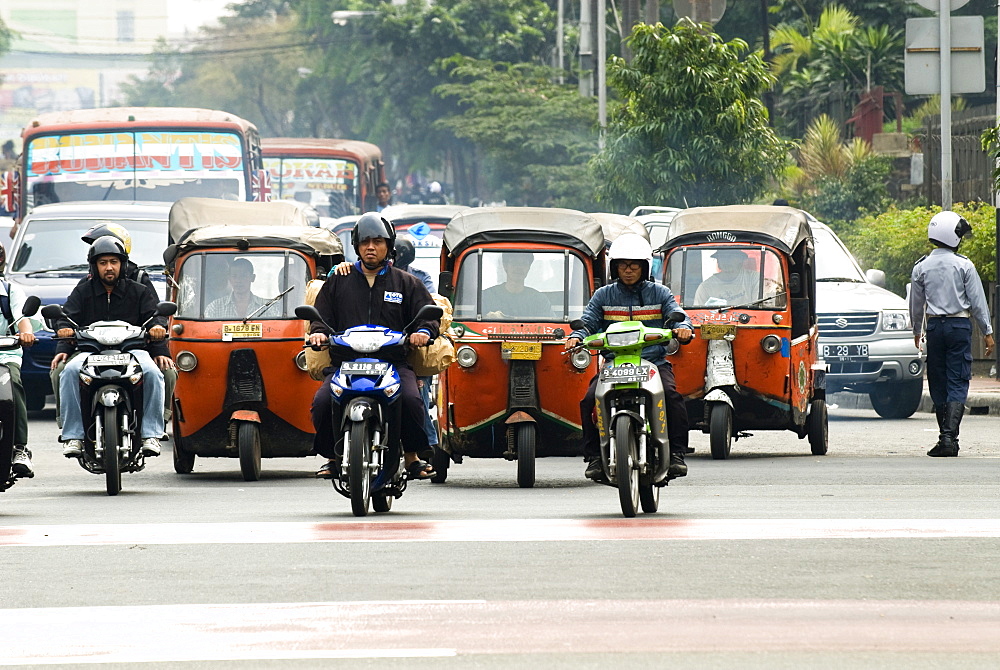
[163,245,179,267]
[156,301,177,317]
[667,310,686,324]
[295,305,322,322]
[21,296,40,318]
[569,319,586,331]
[788,273,802,296]
[438,271,454,296]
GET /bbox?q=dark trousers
[926,317,972,405]
[311,365,429,459]
[580,360,689,459]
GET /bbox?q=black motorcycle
[0,296,41,493]
[42,301,176,496]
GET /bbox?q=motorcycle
[41,301,177,496]
[295,303,443,517]
[0,296,41,492]
[571,311,686,518]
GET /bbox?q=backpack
[0,279,12,324]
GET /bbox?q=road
[0,404,998,668]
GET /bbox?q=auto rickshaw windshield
[453,249,589,322]
[665,246,787,310]
[175,251,310,320]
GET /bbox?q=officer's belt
[928,310,970,319]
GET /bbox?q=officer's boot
[929,402,964,457]
[926,404,949,456]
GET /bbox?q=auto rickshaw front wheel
[709,403,733,460]
[237,422,262,482]
[516,423,536,489]
[807,398,829,456]
[172,415,195,474]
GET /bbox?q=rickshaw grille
[508,361,538,408]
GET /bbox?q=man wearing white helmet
[565,233,694,479]
[910,210,994,457]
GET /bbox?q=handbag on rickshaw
[407,293,456,376]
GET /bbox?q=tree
[591,20,788,211]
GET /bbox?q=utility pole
[579,0,593,97]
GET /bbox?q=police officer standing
[910,211,995,457]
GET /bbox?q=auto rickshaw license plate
[501,341,542,360]
[600,364,652,384]
[222,323,263,340]
[700,324,737,340]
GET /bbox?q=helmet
[394,235,416,268]
[351,213,396,256]
[608,233,653,281]
[87,236,129,272]
[81,222,132,255]
[928,210,973,249]
[428,181,442,194]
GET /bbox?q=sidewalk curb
[829,390,1000,416]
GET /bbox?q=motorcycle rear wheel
[348,420,372,517]
[103,405,122,496]
[614,415,639,518]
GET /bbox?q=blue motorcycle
[296,304,442,516]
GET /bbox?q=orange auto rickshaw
[658,205,828,458]
[435,207,606,487]
[163,198,344,480]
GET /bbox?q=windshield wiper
[244,286,295,322]
[25,264,90,277]
[817,277,864,283]
[715,291,788,313]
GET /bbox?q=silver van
[810,218,924,417]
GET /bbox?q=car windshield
[665,246,787,310]
[11,218,166,274]
[812,226,866,282]
[264,157,361,218]
[175,251,310,320]
[453,250,588,322]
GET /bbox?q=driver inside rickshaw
[482,252,555,320]
[205,258,280,319]
[693,248,784,308]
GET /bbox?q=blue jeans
[418,376,438,447]
[59,350,165,440]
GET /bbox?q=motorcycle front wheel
[348,420,373,517]
[613,415,639,518]
[102,405,122,496]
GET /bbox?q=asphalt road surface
[1,403,997,668]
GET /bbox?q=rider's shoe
[62,439,84,458]
[585,457,605,481]
[668,451,688,477]
[11,446,34,477]
[316,459,338,478]
[140,438,162,457]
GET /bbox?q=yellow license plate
[501,341,542,360]
[222,323,263,339]
[700,323,737,340]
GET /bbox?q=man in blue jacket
[565,234,693,480]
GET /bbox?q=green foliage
[591,21,788,211]
[845,203,997,294]
[0,18,13,56]
[803,154,891,227]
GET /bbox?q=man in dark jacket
[50,237,170,458]
[307,213,440,479]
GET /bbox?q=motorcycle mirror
[21,296,40,317]
[155,301,177,317]
[41,304,65,320]
[667,310,686,323]
[788,273,802,295]
[569,319,586,331]
[405,304,444,334]
[295,305,322,322]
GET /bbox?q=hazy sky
[168,0,232,35]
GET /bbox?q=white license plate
[823,344,869,361]
[340,361,390,374]
[88,354,130,366]
[600,364,652,384]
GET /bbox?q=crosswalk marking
[2,517,999,547]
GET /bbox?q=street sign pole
[940,0,952,209]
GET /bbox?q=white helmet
[928,210,973,249]
[608,233,653,281]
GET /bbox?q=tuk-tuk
[589,212,651,248]
[163,198,344,480]
[436,207,606,487]
[658,205,827,458]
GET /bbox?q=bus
[262,138,385,218]
[2,107,268,229]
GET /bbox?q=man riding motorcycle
[51,237,171,458]
[0,245,39,477]
[564,234,694,480]
[307,213,441,480]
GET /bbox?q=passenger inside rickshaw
[666,247,786,309]
[454,250,588,321]
[176,252,309,320]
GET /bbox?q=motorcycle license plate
[600,364,652,384]
[701,323,737,340]
[87,354,130,366]
[823,343,869,361]
[222,323,262,340]
[340,361,390,374]
[501,341,542,360]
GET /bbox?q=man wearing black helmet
[306,213,441,479]
[0,244,39,477]
[50,237,171,458]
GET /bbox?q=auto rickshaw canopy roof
[169,197,315,243]
[660,205,813,255]
[379,204,469,224]
[173,224,344,258]
[443,207,605,258]
[588,212,650,245]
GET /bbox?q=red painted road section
[1,518,1000,547]
[3,599,1000,664]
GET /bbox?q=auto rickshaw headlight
[570,348,592,370]
[294,351,309,371]
[760,334,782,354]
[456,345,478,368]
[176,351,198,372]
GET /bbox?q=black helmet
[394,236,415,268]
[351,213,396,256]
[88,236,129,272]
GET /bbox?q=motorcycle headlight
[570,348,591,370]
[606,330,640,347]
[882,310,911,331]
[456,345,478,368]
